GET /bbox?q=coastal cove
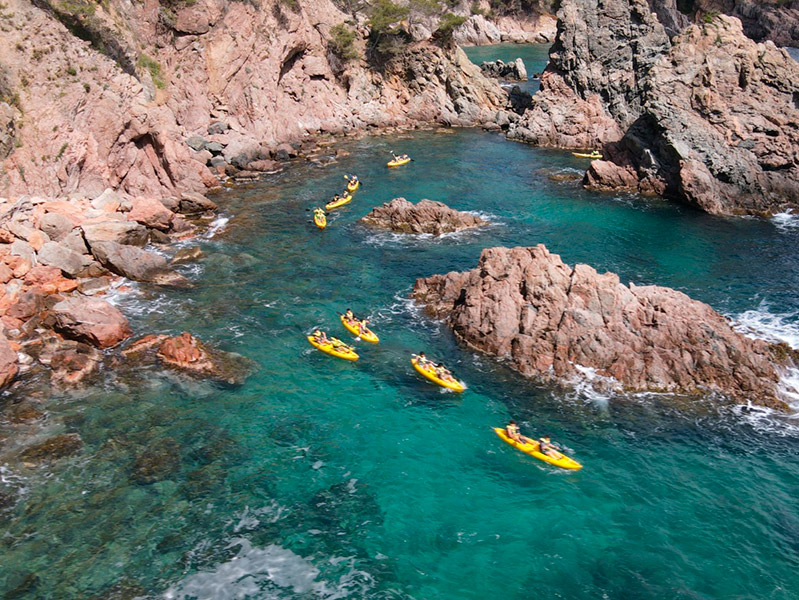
[2,128,799,599]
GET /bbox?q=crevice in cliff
[278,45,308,84]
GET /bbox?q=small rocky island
[413,244,794,409]
[360,198,488,235]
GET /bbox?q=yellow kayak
[572,151,602,159]
[346,179,360,192]
[387,156,411,168]
[493,427,582,470]
[307,335,359,361]
[411,356,465,392]
[325,193,353,210]
[340,315,379,343]
[313,210,326,229]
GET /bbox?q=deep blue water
[1,129,799,599]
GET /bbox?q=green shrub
[329,23,359,62]
[367,0,409,35]
[703,10,719,24]
[435,12,467,41]
[138,54,165,89]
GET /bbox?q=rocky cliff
[413,244,794,409]
[0,0,506,200]
[507,0,799,215]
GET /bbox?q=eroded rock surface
[52,297,132,349]
[480,59,527,81]
[413,244,792,408]
[360,198,488,235]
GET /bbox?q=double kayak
[572,151,602,159]
[313,210,326,229]
[411,356,465,392]
[346,179,360,192]
[340,315,379,343]
[387,156,411,168]
[493,427,582,470]
[325,193,353,210]
[307,335,359,361]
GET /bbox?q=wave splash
[163,538,376,600]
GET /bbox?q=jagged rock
[507,0,670,149]
[171,247,204,264]
[0,102,15,160]
[207,121,229,135]
[178,192,218,216]
[52,296,132,348]
[0,331,18,389]
[157,332,254,385]
[132,438,180,484]
[360,198,488,235]
[36,241,93,277]
[480,58,528,81]
[584,15,799,215]
[82,222,148,247]
[413,244,792,408]
[89,241,190,286]
[453,15,503,45]
[508,85,533,115]
[186,136,208,151]
[20,433,83,462]
[47,342,103,386]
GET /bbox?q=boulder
[127,197,174,231]
[413,244,793,408]
[48,343,103,386]
[52,296,132,348]
[20,433,83,462]
[38,213,74,241]
[36,241,93,277]
[0,331,18,389]
[178,192,218,216]
[91,188,123,212]
[82,221,148,247]
[7,289,44,320]
[89,241,189,286]
[360,198,488,235]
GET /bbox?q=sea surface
[2,91,799,600]
[462,43,550,93]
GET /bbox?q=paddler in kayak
[414,352,431,368]
[506,420,536,445]
[434,363,456,383]
[538,435,563,459]
[312,329,330,344]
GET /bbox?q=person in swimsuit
[506,420,535,445]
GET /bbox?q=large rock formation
[0,0,505,199]
[480,59,528,81]
[413,244,793,408]
[360,198,488,235]
[507,0,799,215]
[52,297,132,349]
[585,15,799,215]
[507,0,670,149]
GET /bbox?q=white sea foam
[164,538,375,600]
[360,216,501,248]
[731,304,799,412]
[205,216,230,238]
[562,364,618,405]
[771,210,799,233]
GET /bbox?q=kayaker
[506,420,535,445]
[313,329,329,344]
[415,352,431,367]
[345,308,355,321]
[538,435,561,458]
[358,319,370,335]
[435,363,454,382]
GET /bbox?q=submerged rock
[157,332,254,386]
[360,198,488,235]
[132,438,180,484]
[413,244,792,408]
[20,433,83,462]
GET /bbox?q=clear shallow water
[2,130,799,599]
[462,43,550,93]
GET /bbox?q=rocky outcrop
[507,0,799,215]
[584,15,799,215]
[52,297,132,348]
[507,0,670,149]
[88,241,190,286]
[413,244,793,408]
[480,59,528,81]
[360,198,488,235]
[453,11,558,45]
[0,331,18,389]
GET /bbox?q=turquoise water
[2,129,799,599]
[462,43,550,93]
